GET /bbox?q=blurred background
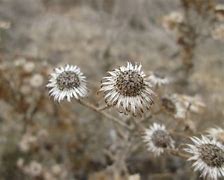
[0,0,224,179]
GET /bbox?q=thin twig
[77,99,132,130]
[168,148,190,159]
[97,104,112,111]
[22,93,43,132]
[103,149,116,161]
[150,172,173,178]
[139,108,162,123]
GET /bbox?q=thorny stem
[77,99,132,130]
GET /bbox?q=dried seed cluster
[199,144,224,168]
[185,136,224,179]
[100,62,156,116]
[151,130,172,148]
[56,71,80,90]
[143,123,175,156]
[115,70,145,97]
[47,65,87,102]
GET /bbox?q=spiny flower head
[161,94,205,119]
[143,123,174,156]
[47,64,88,102]
[176,94,206,114]
[100,62,156,116]
[28,161,43,177]
[161,95,186,119]
[185,136,224,180]
[148,72,171,88]
[215,4,224,21]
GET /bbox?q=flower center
[199,144,224,167]
[56,71,80,90]
[151,130,172,148]
[115,70,144,96]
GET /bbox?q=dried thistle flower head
[161,11,184,32]
[185,136,224,180]
[100,62,156,116]
[24,161,43,178]
[207,128,224,144]
[175,94,206,114]
[162,94,205,119]
[161,95,187,119]
[18,133,38,153]
[47,64,88,102]
[50,164,67,179]
[23,61,35,73]
[29,74,44,88]
[161,96,177,114]
[14,57,26,67]
[148,72,171,88]
[215,4,224,21]
[143,123,174,156]
[212,25,224,40]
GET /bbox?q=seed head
[143,123,174,156]
[185,136,224,180]
[47,64,88,102]
[100,62,156,116]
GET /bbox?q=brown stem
[150,173,173,178]
[77,99,132,130]
[168,148,190,159]
[97,104,112,111]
